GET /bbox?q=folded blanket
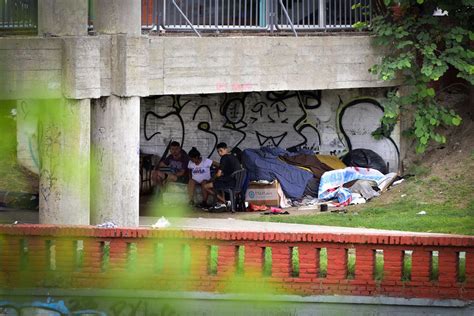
[318,167,386,205]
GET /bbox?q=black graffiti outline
[256,131,288,147]
[266,90,322,109]
[192,105,218,158]
[264,91,322,150]
[338,98,400,169]
[221,95,248,149]
[143,111,185,148]
[266,101,288,123]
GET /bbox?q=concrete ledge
[0,221,473,245]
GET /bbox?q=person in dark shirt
[151,141,189,189]
[203,142,241,208]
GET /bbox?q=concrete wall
[141,89,400,172]
[149,36,395,95]
[0,35,397,100]
[0,38,63,100]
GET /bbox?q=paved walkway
[1,207,470,237]
[139,216,469,237]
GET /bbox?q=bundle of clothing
[242,146,396,206]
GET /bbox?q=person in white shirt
[187,147,218,207]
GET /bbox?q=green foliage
[358,0,473,153]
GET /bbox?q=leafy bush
[355,0,473,153]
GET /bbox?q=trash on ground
[151,216,171,228]
[392,179,405,186]
[152,216,171,228]
[96,221,118,228]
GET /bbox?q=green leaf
[416,143,426,154]
[417,0,424,4]
[452,116,462,126]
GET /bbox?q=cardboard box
[245,181,281,207]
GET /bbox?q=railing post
[318,0,326,29]
[277,0,297,36]
[269,0,276,33]
[214,0,219,32]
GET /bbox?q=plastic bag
[342,148,388,174]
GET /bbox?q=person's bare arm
[159,160,168,168]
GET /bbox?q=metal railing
[277,0,371,30]
[157,0,372,34]
[0,0,37,32]
[0,0,371,35]
[159,0,270,31]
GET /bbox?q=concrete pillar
[38,0,89,36]
[38,98,90,225]
[93,0,142,35]
[16,100,40,175]
[91,96,140,227]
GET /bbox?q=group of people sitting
[151,141,241,210]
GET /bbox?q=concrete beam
[0,35,399,100]
[38,0,89,36]
[62,37,101,99]
[149,36,399,95]
[110,35,149,97]
[91,96,140,227]
[0,38,63,100]
[93,0,142,35]
[38,98,90,225]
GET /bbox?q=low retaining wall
[0,225,473,301]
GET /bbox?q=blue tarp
[242,147,313,199]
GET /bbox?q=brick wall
[0,225,472,300]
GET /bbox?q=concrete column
[16,100,40,175]
[94,0,142,35]
[39,98,90,225]
[91,96,140,227]
[38,0,89,36]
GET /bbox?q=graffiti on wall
[337,97,400,171]
[141,90,400,171]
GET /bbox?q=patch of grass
[208,245,218,275]
[374,250,384,281]
[319,248,327,278]
[406,163,430,177]
[252,155,474,235]
[347,249,355,279]
[291,247,299,277]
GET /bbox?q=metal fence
[0,0,37,32]
[0,0,371,35]
[158,0,372,34]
